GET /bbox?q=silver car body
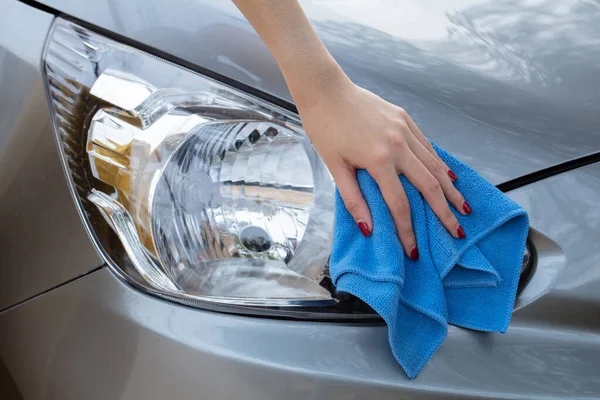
[1,0,600,398]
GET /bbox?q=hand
[231,0,470,259]
[297,76,471,260]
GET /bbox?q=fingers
[400,109,458,182]
[369,165,418,259]
[331,162,372,237]
[407,136,471,216]
[396,149,465,239]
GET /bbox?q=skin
[233,0,470,258]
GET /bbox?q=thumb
[331,162,373,237]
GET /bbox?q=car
[2,0,600,399]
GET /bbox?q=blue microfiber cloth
[329,144,529,379]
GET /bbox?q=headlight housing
[43,19,532,318]
[44,18,382,318]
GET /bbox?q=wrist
[285,57,352,114]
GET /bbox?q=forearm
[232,0,349,111]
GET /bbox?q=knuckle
[388,131,406,149]
[372,147,392,164]
[392,197,411,217]
[450,190,464,205]
[430,159,444,176]
[424,179,441,195]
[397,107,409,119]
[344,198,362,215]
[440,207,456,224]
[395,119,409,132]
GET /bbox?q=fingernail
[462,201,472,215]
[410,246,419,261]
[358,221,371,237]
[457,224,466,239]
[448,170,458,181]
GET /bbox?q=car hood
[39,0,600,185]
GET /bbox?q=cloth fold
[329,144,529,379]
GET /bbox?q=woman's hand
[298,75,471,260]
[232,0,471,260]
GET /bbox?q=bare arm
[233,0,471,258]
[232,0,345,110]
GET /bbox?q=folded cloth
[329,144,529,379]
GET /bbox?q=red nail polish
[462,201,472,214]
[358,221,371,237]
[410,247,419,261]
[448,170,458,181]
[457,225,466,239]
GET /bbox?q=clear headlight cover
[43,18,369,315]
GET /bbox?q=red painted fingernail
[448,170,458,181]
[358,221,371,237]
[410,246,419,261]
[457,224,466,239]
[462,201,472,214]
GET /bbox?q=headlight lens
[43,18,345,312]
[43,19,532,317]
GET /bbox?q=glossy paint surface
[0,0,102,311]
[37,0,600,184]
[3,161,600,399]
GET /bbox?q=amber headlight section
[42,18,374,317]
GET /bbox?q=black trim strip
[18,0,57,14]
[0,266,104,314]
[498,151,600,193]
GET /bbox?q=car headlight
[43,18,356,316]
[43,18,532,318]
